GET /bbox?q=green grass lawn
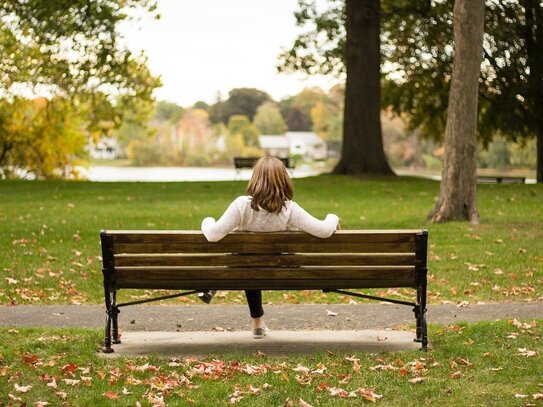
[0,320,541,406]
[1,175,542,306]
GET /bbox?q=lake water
[84,165,325,182]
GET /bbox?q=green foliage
[509,138,537,169]
[152,100,184,124]
[279,103,312,131]
[253,102,288,135]
[0,97,88,179]
[277,0,346,76]
[0,0,160,98]
[478,136,537,170]
[227,115,260,148]
[383,0,543,146]
[210,88,271,124]
[0,0,161,177]
[280,0,543,148]
[279,86,343,134]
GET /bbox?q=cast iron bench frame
[100,229,429,353]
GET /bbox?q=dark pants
[245,290,264,318]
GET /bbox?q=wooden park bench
[99,229,429,353]
[477,175,526,184]
[234,156,294,173]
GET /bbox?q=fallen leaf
[5,278,18,285]
[22,353,39,365]
[409,377,424,384]
[14,384,33,393]
[299,398,314,407]
[103,391,119,400]
[293,364,310,374]
[35,402,49,407]
[326,309,338,316]
[449,371,463,379]
[55,391,68,399]
[8,394,22,402]
[518,348,538,357]
[247,384,261,394]
[514,394,528,398]
[228,388,244,404]
[352,387,384,402]
[328,387,349,398]
[533,394,543,400]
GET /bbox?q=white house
[258,135,290,157]
[285,132,327,160]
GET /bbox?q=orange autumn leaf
[103,391,119,400]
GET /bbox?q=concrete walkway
[2,303,540,356]
[1,303,541,331]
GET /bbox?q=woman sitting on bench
[201,156,339,339]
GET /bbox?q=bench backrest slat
[114,267,416,290]
[114,253,416,267]
[101,230,426,291]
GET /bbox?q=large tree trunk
[524,0,543,182]
[428,0,485,223]
[333,0,394,175]
[538,122,543,182]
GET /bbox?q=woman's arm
[288,203,339,238]
[201,200,242,242]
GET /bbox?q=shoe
[252,325,269,339]
[198,290,216,304]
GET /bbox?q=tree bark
[538,119,543,182]
[333,0,394,175]
[428,0,485,223]
[524,0,543,182]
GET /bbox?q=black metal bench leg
[103,303,114,353]
[421,311,428,350]
[102,275,114,353]
[111,291,121,344]
[414,305,422,342]
[419,270,428,350]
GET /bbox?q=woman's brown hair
[246,156,294,214]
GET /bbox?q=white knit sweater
[201,195,339,242]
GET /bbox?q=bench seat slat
[114,266,415,287]
[114,242,416,254]
[114,253,416,267]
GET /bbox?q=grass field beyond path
[1,176,542,305]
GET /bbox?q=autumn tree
[0,0,160,178]
[428,0,485,223]
[254,102,288,135]
[0,97,87,179]
[227,115,260,148]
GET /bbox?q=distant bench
[477,175,526,184]
[234,157,294,172]
[99,229,429,353]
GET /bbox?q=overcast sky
[119,0,340,107]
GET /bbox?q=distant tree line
[118,86,345,167]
